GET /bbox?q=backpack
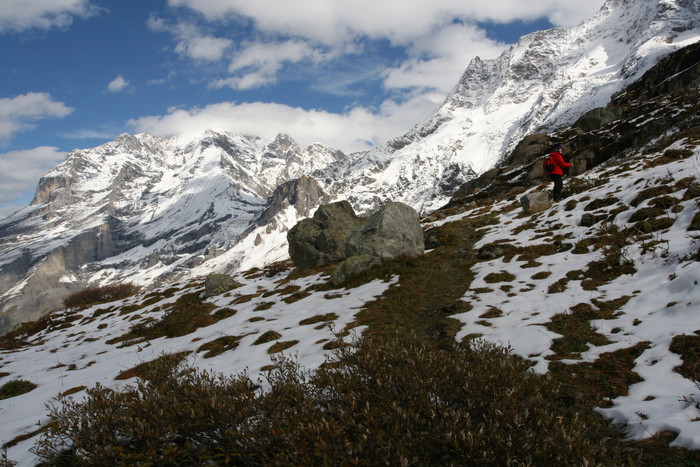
[543,154,557,173]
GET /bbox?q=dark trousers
[550,174,563,201]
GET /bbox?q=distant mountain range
[1,0,699,332]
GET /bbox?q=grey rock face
[576,107,625,132]
[507,134,552,166]
[519,192,550,213]
[253,175,331,227]
[345,202,424,261]
[287,201,363,270]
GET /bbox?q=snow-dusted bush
[35,336,619,466]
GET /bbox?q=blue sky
[0,0,605,218]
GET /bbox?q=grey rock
[345,202,424,261]
[476,245,504,260]
[330,255,382,287]
[519,192,550,213]
[580,213,607,227]
[204,273,241,298]
[253,175,331,227]
[287,201,363,270]
[507,134,552,166]
[452,167,499,199]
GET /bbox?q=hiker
[543,145,571,202]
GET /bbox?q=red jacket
[546,151,571,176]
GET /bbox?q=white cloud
[176,34,233,61]
[168,0,603,40]
[148,15,232,62]
[209,40,325,90]
[106,75,132,93]
[0,92,74,141]
[162,0,604,93]
[128,94,444,153]
[0,146,68,217]
[382,23,508,93]
[0,0,99,33]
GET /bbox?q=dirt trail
[353,215,487,343]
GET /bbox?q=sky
[0,0,605,218]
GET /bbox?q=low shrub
[0,380,37,400]
[34,337,621,466]
[63,283,141,309]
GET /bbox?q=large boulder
[287,201,363,270]
[345,202,424,261]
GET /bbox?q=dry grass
[267,340,299,354]
[299,313,338,326]
[63,283,141,309]
[197,336,244,358]
[34,339,625,467]
[254,331,282,345]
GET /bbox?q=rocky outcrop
[576,107,625,132]
[329,255,383,287]
[506,134,552,166]
[330,202,424,286]
[287,200,424,285]
[254,175,332,227]
[287,201,364,270]
[0,221,120,333]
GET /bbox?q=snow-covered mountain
[338,0,700,214]
[0,133,344,330]
[1,0,700,330]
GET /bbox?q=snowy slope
[429,144,700,449]
[0,268,397,466]
[1,133,699,465]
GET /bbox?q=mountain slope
[1,0,700,332]
[1,116,699,465]
[334,0,700,214]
